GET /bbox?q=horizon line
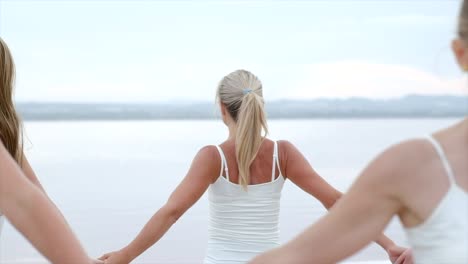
[15,93,467,105]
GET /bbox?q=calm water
[0,118,460,264]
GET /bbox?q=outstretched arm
[21,154,46,192]
[278,140,410,261]
[0,143,95,264]
[99,146,220,264]
[20,153,72,223]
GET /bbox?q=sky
[0,0,467,102]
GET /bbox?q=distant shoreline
[21,115,465,122]
[17,95,467,121]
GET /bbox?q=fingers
[403,257,410,264]
[394,249,413,264]
[92,259,104,264]
[98,253,111,261]
[403,249,414,264]
[393,252,406,264]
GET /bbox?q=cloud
[367,14,452,27]
[14,61,467,102]
[15,64,252,102]
[288,61,467,99]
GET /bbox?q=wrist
[376,235,395,251]
[120,247,136,263]
[384,240,396,251]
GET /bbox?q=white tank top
[0,214,3,237]
[204,141,285,264]
[404,136,468,264]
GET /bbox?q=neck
[447,117,468,144]
[461,117,468,137]
[227,123,237,141]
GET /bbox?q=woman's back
[401,124,468,263]
[204,140,285,264]
[99,70,347,264]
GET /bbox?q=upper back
[398,123,468,227]
[206,139,286,259]
[399,122,468,263]
[216,139,283,186]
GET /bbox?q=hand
[98,250,132,264]
[91,258,104,264]
[387,245,413,264]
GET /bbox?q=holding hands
[99,249,132,264]
[387,244,413,264]
[95,246,414,264]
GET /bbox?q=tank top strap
[271,141,280,181]
[215,145,230,181]
[426,135,456,184]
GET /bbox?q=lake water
[0,118,461,264]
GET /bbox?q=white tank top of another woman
[0,214,3,237]
[204,141,285,264]
[404,136,468,263]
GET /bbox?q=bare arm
[250,142,412,264]
[21,154,46,192]
[280,140,403,253]
[100,146,220,263]
[279,140,342,209]
[0,143,94,264]
[20,152,76,232]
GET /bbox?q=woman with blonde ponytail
[101,69,408,264]
[220,70,269,189]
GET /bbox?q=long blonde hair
[216,70,269,189]
[0,37,23,163]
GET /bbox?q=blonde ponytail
[216,70,269,189]
[236,92,268,188]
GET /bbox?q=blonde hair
[0,37,23,163]
[216,70,268,189]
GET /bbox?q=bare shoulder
[358,138,435,195]
[371,138,433,173]
[196,145,221,163]
[276,140,298,155]
[276,140,296,160]
[275,140,304,177]
[277,140,294,148]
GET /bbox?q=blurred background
[0,0,466,263]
